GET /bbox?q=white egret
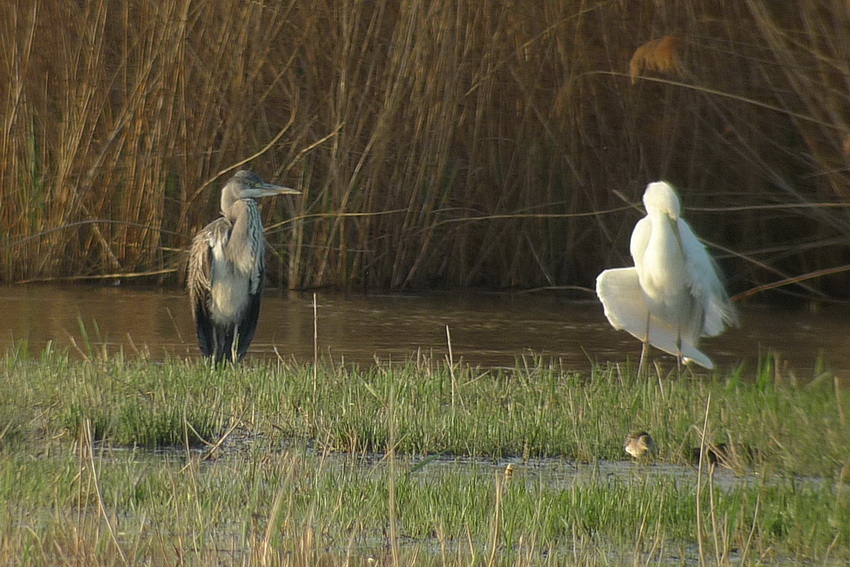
[596,181,738,371]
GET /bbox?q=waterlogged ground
[50,436,841,566]
[19,434,846,565]
[3,351,848,564]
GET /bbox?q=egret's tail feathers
[597,267,714,369]
[682,351,714,369]
[701,294,740,337]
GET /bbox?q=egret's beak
[246,181,301,198]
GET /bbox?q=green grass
[6,347,847,474]
[1,347,849,564]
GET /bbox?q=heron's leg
[675,327,683,373]
[231,328,240,363]
[212,331,221,364]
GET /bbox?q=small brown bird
[690,442,756,469]
[691,443,729,467]
[625,432,655,459]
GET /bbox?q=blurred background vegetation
[1,1,849,299]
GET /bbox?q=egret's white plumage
[596,181,738,370]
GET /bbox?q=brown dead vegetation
[629,36,685,84]
[1,1,849,298]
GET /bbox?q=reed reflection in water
[0,286,848,382]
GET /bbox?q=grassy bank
[2,348,849,564]
[2,2,850,295]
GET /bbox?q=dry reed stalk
[2,1,850,296]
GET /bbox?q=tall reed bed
[2,1,849,294]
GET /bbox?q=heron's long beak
[247,182,301,198]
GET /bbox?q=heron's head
[221,170,300,213]
[643,181,681,219]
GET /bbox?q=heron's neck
[221,194,249,220]
[226,199,264,276]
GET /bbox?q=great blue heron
[188,170,300,363]
[596,181,738,372]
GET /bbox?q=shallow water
[1,285,849,381]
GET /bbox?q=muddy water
[1,286,849,380]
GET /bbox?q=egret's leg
[637,311,651,376]
[638,341,649,376]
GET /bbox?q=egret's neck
[648,209,677,222]
[643,213,684,278]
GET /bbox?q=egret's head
[643,181,681,219]
[220,170,300,213]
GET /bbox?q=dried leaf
[629,35,685,85]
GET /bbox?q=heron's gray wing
[234,275,263,361]
[188,218,228,357]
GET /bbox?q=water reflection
[1,286,848,381]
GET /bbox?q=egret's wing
[677,219,739,336]
[629,216,651,271]
[597,267,715,369]
[596,267,647,333]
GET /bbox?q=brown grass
[2,1,850,297]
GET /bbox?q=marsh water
[2,285,849,381]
